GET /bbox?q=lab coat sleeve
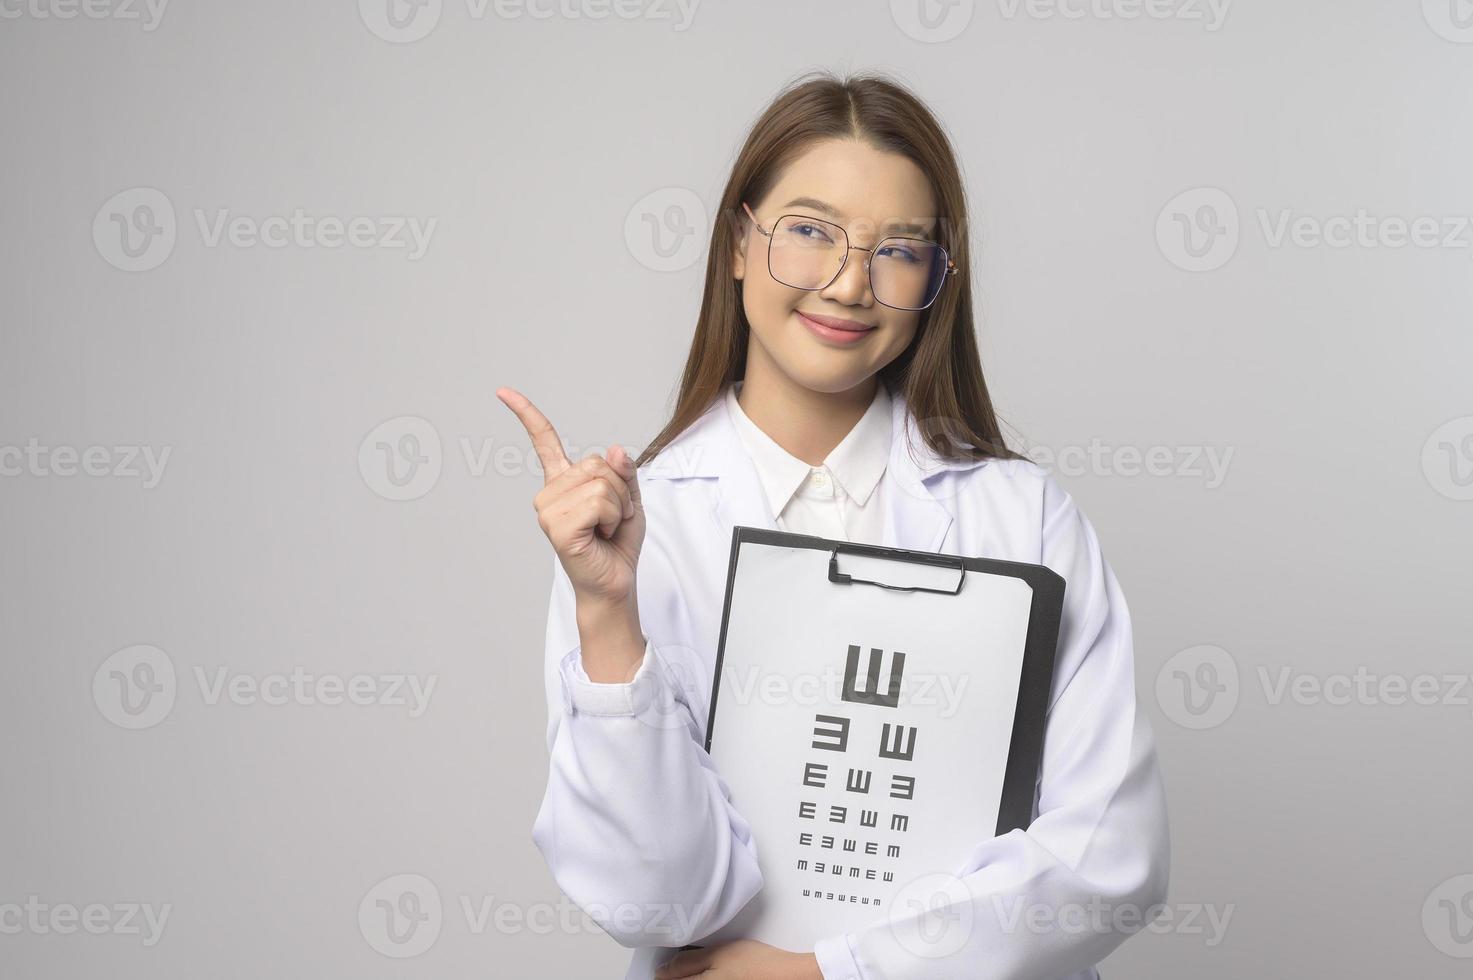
[530,552,765,949]
[812,473,1171,980]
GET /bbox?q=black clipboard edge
[702,524,1066,838]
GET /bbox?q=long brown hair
[634,68,1021,469]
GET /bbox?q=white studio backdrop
[1,1,1471,977]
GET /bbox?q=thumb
[611,444,642,511]
[654,947,710,979]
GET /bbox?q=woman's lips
[796,310,875,345]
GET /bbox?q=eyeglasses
[741,201,956,311]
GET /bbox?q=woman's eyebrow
[778,196,934,236]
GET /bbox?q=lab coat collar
[722,379,892,518]
[644,382,992,554]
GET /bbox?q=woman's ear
[730,215,748,281]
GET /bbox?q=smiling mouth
[797,311,875,333]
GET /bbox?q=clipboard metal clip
[827,545,967,595]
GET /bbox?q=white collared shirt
[723,379,892,545]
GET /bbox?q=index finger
[496,386,572,484]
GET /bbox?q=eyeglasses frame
[740,200,957,311]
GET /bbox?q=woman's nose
[821,248,874,305]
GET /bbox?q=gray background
[2,0,1471,977]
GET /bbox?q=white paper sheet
[703,538,1036,952]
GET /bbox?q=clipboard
[697,525,1066,953]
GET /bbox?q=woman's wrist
[790,952,824,980]
[574,593,645,683]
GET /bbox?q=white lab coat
[531,385,1170,980]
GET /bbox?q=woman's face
[732,138,939,395]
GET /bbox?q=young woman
[498,71,1169,980]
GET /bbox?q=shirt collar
[723,379,893,518]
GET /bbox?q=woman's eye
[793,223,832,243]
[878,243,921,263]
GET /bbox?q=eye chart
[700,527,1064,954]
